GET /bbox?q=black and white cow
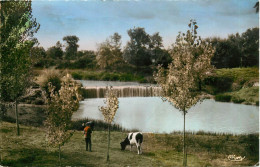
[120,132,143,154]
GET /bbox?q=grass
[1,121,258,166]
[220,87,259,105]
[215,67,259,84]
[204,67,259,105]
[70,70,148,83]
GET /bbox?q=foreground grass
[1,122,258,166]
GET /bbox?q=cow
[120,132,143,155]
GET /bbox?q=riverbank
[33,67,259,105]
[1,122,258,166]
[205,67,259,105]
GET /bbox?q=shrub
[71,72,83,80]
[36,69,62,95]
[215,94,232,102]
[70,118,125,131]
[231,96,245,104]
[204,75,233,93]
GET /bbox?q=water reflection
[72,97,259,134]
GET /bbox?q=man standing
[84,122,92,152]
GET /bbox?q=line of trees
[207,27,259,68]
[31,27,258,71]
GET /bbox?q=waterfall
[82,86,162,98]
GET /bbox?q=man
[84,122,92,152]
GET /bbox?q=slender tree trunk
[107,125,110,162]
[183,112,186,166]
[59,144,61,166]
[15,99,20,136]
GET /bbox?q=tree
[0,1,40,135]
[149,32,172,67]
[123,27,152,66]
[45,74,81,165]
[96,33,124,69]
[209,28,259,68]
[63,35,79,60]
[154,20,214,166]
[46,41,63,59]
[241,27,259,67]
[98,86,119,162]
[31,46,47,66]
[254,1,259,13]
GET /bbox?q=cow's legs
[130,145,132,151]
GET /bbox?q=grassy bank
[70,70,148,83]
[1,122,258,166]
[205,67,259,105]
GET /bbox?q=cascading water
[82,86,162,98]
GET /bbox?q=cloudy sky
[32,0,259,51]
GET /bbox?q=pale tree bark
[183,112,187,166]
[107,125,111,162]
[15,100,20,136]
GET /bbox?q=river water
[72,97,259,134]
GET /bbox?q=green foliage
[36,69,62,95]
[97,33,125,69]
[204,75,233,93]
[1,1,40,102]
[46,41,63,59]
[209,27,259,68]
[123,27,153,67]
[71,70,147,83]
[215,94,232,102]
[70,118,125,131]
[63,35,79,60]
[31,46,47,66]
[204,67,259,95]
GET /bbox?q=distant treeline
[31,27,259,71]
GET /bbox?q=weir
[82,86,162,98]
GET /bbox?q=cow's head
[120,136,130,150]
[120,142,127,150]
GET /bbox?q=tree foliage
[1,1,40,102]
[209,27,259,68]
[154,20,214,166]
[123,27,152,66]
[46,41,63,59]
[0,1,40,135]
[99,86,119,124]
[98,86,119,161]
[45,74,81,147]
[97,33,124,69]
[155,20,214,112]
[63,35,79,60]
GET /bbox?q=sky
[32,0,259,51]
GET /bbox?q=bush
[71,72,83,80]
[231,96,245,104]
[36,69,62,94]
[70,118,125,131]
[215,94,232,102]
[204,75,233,93]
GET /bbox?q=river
[73,80,259,134]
